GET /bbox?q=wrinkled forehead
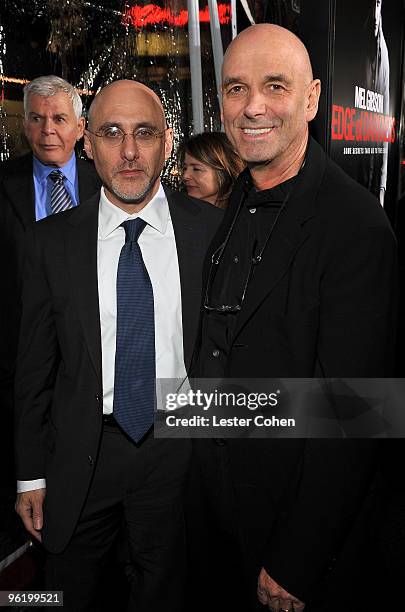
[223,50,298,87]
[27,91,73,111]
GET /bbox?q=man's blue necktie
[49,170,74,214]
[113,218,155,443]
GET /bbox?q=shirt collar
[33,152,77,186]
[245,174,298,207]
[98,182,169,239]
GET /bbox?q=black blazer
[198,137,397,378]
[193,137,398,604]
[0,153,101,383]
[0,152,101,230]
[0,153,101,478]
[14,187,222,553]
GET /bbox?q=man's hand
[257,567,305,611]
[15,489,46,543]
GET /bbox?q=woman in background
[178,131,244,208]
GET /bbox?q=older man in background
[0,75,100,222]
[0,75,100,489]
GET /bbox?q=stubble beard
[110,170,155,205]
[239,141,279,168]
[228,123,282,167]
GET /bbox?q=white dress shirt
[98,183,187,413]
[18,183,187,493]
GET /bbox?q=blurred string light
[0,75,92,96]
[0,77,29,85]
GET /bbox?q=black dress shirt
[200,174,297,377]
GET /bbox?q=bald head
[223,24,314,86]
[220,23,320,188]
[84,78,173,212]
[88,80,166,130]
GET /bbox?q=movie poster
[329,0,402,211]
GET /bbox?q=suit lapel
[2,154,35,227]
[77,158,101,203]
[65,193,102,384]
[63,185,210,383]
[166,189,207,370]
[231,138,327,339]
[1,155,100,227]
[233,195,314,338]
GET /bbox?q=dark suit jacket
[193,137,398,605]
[0,153,101,418]
[0,152,101,230]
[14,187,222,554]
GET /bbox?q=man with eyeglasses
[14,79,222,611]
[190,24,397,612]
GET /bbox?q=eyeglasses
[86,126,166,147]
[203,192,290,313]
[203,242,256,313]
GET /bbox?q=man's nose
[121,133,140,161]
[41,117,56,134]
[243,90,267,118]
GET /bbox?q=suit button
[88,455,94,465]
[212,349,220,358]
[95,394,101,403]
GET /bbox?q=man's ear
[77,117,86,141]
[306,79,321,122]
[83,131,94,160]
[219,85,224,125]
[164,128,173,161]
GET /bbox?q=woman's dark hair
[177,131,245,208]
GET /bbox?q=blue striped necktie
[113,218,156,443]
[49,169,74,214]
